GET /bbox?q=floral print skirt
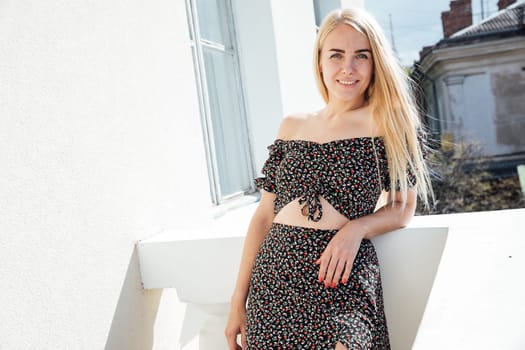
[246,223,390,349]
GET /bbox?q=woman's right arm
[224,190,275,349]
[226,114,299,307]
[224,115,300,349]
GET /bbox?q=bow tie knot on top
[298,182,323,222]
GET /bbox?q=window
[186,0,256,205]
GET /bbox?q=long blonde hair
[314,8,432,207]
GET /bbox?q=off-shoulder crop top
[255,137,412,222]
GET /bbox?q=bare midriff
[273,196,350,230]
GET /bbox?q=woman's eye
[330,53,343,59]
[356,53,369,60]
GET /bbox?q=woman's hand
[224,302,247,350]
[316,223,366,288]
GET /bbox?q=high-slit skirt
[246,223,390,349]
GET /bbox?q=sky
[363,0,500,66]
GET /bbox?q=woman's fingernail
[331,282,337,288]
[318,276,323,282]
[324,281,329,288]
[341,278,347,284]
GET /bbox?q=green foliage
[417,141,524,215]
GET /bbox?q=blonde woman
[225,8,431,350]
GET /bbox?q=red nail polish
[324,281,329,288]
[341,278,347,284]
[318,276,323,282]
[331,282,337,288]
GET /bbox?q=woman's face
[319,24,373,107]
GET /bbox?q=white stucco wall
[232,0,284,175]
[0,0,326,349]
[270,0,324,116]
[0,0,211,349]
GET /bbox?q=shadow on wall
[105,247,162,350]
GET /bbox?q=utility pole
[389,13,398,56]
[480,0,485,20]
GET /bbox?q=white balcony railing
[137,208,525,350]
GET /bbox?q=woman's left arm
[316,188,417,288]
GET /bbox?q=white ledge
[137,208,525,350]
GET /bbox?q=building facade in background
[415,0,525,176]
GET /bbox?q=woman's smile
[337,79,358,86]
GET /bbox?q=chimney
[497,0,517,10]
[441,0,473,38]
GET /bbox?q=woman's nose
[342,58,355,73]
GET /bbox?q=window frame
[186,0,257,205]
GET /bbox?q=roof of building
[452,1,525,38]
[417,1,525,62]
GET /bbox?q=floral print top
[255,137,408,222]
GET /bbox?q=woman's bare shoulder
[277,112,317,140]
